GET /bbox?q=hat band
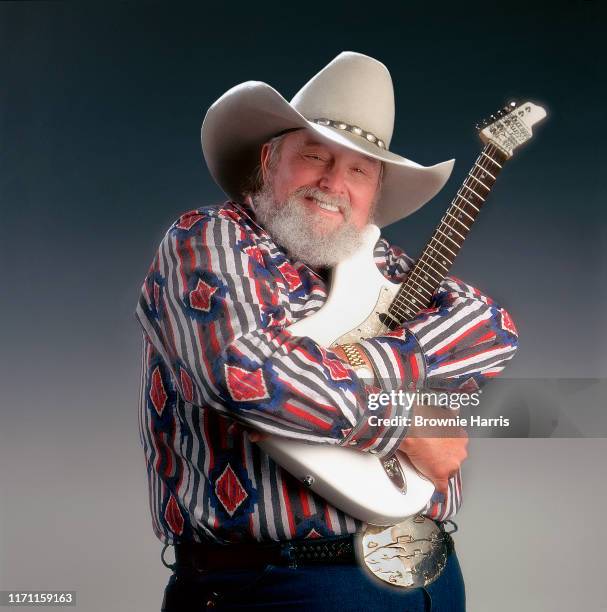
[312,118,386,150]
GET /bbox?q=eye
[304,154,324,162]
[352,166,368,175]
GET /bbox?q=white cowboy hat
[201,51,454,228]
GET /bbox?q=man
[136,52,518,610]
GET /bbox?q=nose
[318,163,347,197]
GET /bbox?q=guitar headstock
[477,100,547,158]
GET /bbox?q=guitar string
[404,141,501,285]
[388,143,503,323]
[388,148,501,322]
[391,147,496,314]
[389,143,502,321]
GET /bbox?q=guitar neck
[386,143,509,327]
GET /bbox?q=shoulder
[158,201,265,246]
[156,201,273,270]
[374,235,414,280]
[167,201,252,232]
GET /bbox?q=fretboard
[385,143,509,327]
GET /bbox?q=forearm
[358,276,518,394]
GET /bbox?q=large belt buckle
[355,515,449,589]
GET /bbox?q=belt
[169,534,357,573]
[167,520,455,576]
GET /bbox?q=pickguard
[287,225,402,347]
[333,283,398,345]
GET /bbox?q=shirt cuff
[339,382,410,458]
[358,331,426,393]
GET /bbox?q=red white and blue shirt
[135,200,518,545]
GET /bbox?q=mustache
[291,186,352,215]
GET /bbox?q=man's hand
[249,341,469,499]
[399,403,468,497]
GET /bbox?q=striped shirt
[135,200,518,545]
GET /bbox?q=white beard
[252,183,366,268]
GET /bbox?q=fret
[474,161,496,181]
[402,291,430,312]
[443,212,468,236]
[461,184,485,203]
[393,295,422,317]
[435,228,460,252]
[392,279,434,321]
[420,249,450,273]
[451,203,475,222]
[391,296,420,319]
[389,302,408,318]
[426,238,452,262]
[411,262,443,287]
[388,304,408,321]
[408,272,435,294]
[468,174,491,191]
[399,290,423,309]
[380,313,402,330]
[457,191,480,211]
[404,280,432,301]
[481,150,502,168]
[384,139,510,329]
[427,240,453,266]
[393,299,417,316]
[408,270,437,299]
[410,265,441,291]
[393,300,421,319]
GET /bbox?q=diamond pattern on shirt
[150,366,168,416]
[225,364,269,402]
[164,494,184,536]
[277,261,303,292]
[189,278,218,312]
[215,463,248,517]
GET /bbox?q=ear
[260,143,271,183]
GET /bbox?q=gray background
[1,1,605,610]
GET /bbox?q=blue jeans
[160,549,465,611]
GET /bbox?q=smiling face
[261,129,382,232]
[250,129,382,268]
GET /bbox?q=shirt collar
[226,199,329,282]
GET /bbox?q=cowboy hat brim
[201,81,454,228]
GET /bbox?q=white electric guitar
[259,101,547,525]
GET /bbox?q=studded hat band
[312,118,386,150]
[201,51,455,227]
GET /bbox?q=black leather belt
[170,534,357,573]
